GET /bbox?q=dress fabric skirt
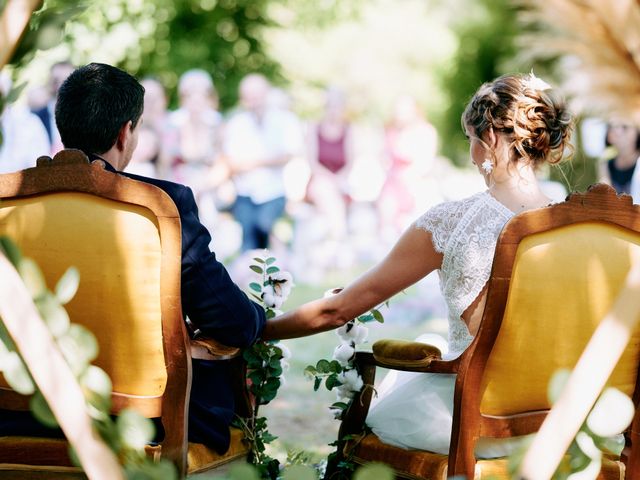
[365,334,527,458]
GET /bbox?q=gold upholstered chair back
[0,150,191,474]
[478,222,640,416]
[451,184,640,477]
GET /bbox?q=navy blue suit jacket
[117,162,267,452]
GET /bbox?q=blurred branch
[0,0,42,69]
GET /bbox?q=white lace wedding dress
[366,191,525,458]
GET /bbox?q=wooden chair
[331,184,640,480]
[0,150,250,478]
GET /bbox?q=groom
[0,63,266,454]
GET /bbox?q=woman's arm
[261,225,443,340]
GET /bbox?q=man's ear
[115,121,133,151]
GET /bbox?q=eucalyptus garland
[236,254,294,480]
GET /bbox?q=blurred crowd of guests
[5,62,635,282]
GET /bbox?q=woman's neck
[489,164,551,214]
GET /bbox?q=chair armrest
[190,338,241,360]
[371,339,459,374]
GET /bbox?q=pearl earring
[481,158,494,174]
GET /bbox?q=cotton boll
[337,321,368,344]
[587,388,635,438]
[268,271,294,301]
[339,369,364,393]
[277,343,292,360]
[333,344,355,366]
[261,286,283,309]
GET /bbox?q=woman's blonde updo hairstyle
[462,73,573,166]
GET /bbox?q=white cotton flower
[261,285,284,309]
[268,270,294,298]
[586,388,635,438]
[336,385,355,401]
[337,321,368,344]
[277,343,292,360]
[338,368,364,394]
[333,343,355,366]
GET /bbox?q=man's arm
[177,186,266,347]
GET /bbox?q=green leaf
[0,320,16,351]
[353,463,394,480]
[17,257,47,298]
[2,351,35,394]
[372,309,384,323]
[252,257,265,264]
[316,359,330,373]
[326,374,341,391]
[55,266,80,304]
[0,237,22,266]
[329,360,343,373]
[548,369,571,404]
[261,431,278,443]
[35,293,70,338]
[265,257,276,265]
[268,363,283,377]
[30,391,59,428]
[357,314,374,323]
[283,465,318,480]
[313,377,322,391]
[117,408,155,450]
[67,444,81,467]
[303,366,317,377]
[331,401,349,411]
[250,265,264,274]
[249,282,262,293]
[266,266,280,274]
[266,309,276,320]
[80,365,112,409]
[57,324,99,374]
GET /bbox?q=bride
[263,73,573,456]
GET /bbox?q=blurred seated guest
[378,95,438,238]
[222,73,304,252]
[305,87,354,250]
[0,73,49,174]
[168,69,222,192]
[140,77,178,179]
[31,61,74,154]
[598,120,640,201]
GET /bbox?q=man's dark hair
[55,63,144,155]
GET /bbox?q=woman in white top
[263,73,574,456]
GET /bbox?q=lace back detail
[416,192,514,358]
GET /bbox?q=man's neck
[97,149,124,171]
